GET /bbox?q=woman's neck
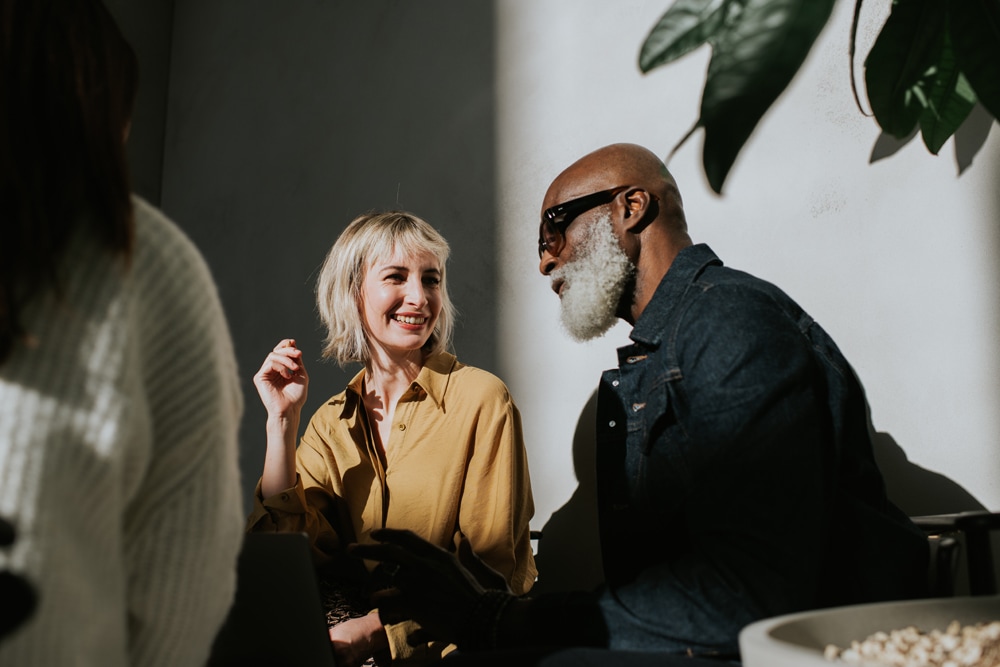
[362,347,425,456]
[364,347,424,410]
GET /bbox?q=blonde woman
[247,212,536,666]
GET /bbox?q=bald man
[354,144,930,665]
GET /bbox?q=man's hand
[456,533,512,593]
[351,529,509,649]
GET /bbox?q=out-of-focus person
[0,1,244,664]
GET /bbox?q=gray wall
[106,0,174,203]
[114,0,498,511]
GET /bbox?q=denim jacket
[530,244,929,657]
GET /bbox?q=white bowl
[739,595,1000,667]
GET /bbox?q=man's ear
[619,188,654,232]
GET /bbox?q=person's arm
[455,381,537,595]
[245,340,347,563]
[253,338,308,498]
[122,200,244,666]
[352,530,606,651]
[246,415,353,568]
[328,614,391,667]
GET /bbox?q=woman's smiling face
[360,247,443,358]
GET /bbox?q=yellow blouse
[247,351,536,663]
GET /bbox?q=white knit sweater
[0,197,244,666]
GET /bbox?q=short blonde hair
[316,211,455,366]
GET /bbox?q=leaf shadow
[868,103,994,173]
[953,103,996,175]
[869,126,919,164]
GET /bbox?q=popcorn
[824,620,1000,666]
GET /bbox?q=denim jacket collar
[629,243,723,348]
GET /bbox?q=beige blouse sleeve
[245,413,350,566]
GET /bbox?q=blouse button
[398,423,406,431]
[608,420,617,428]
[280,493,289,502]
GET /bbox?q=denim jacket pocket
[632,377,692,505]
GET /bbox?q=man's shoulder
[664,263,812,359]
[689,261,803,316]
[695,258,776,289]
[634,252,802,349]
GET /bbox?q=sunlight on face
[361,248,443,359]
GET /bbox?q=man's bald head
[542,143,686,235]
[539,143,693,326]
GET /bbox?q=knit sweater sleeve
[120,197,244,666]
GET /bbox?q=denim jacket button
[609,420,617,428]
[612,379,620,387]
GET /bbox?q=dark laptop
[207,532,337,667]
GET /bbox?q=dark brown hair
[0,0,138,363]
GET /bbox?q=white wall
[495,0,1000,530]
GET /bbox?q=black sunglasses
[538,186,628,259]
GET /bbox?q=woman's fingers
[267,352,301,379]
[252,340,310,415]
[256,340,307,380]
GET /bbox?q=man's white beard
[551,211,635,341]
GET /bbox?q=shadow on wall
[533,389,604,595]
[870,103,996,176]
[870,429,1000,595]
[531,391,993,596]
[871,431,986,516]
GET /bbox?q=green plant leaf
[698,0,834,193]
[639,0,732,72]
[918,31,976,155]
[865,0,945,138]
[920,74,976,154]
[948,0,1000,121]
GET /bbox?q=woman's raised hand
[253,339,309,418]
